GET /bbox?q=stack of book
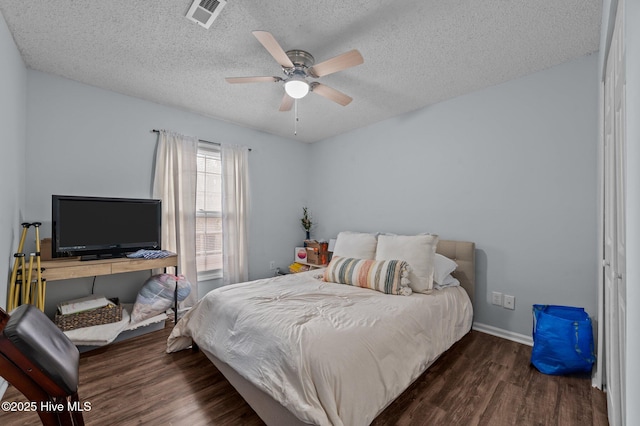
[289,262,311,274]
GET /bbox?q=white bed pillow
[435,274,460,289]
[442,274,460,286]
[375,234,439,293]
[332,231,378,259]
[434,253,458,285]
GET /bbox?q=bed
[167,238,475,426]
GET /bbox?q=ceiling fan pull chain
[294,99,298,136]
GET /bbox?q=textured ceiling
[0,1,602,143]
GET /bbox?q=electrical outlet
[503,295,515,310]
[269,261,276,270]
[491,291,503,306]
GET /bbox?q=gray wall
[0,10,26,310]
[24,70,310,316]
[309,54,599,337]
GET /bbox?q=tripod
[8,222,46,311]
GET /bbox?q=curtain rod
[151,129,251,151]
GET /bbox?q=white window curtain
[221,143,250,285]
[152,130,199,307]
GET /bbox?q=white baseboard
[473,322,533,346]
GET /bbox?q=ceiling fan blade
[310,83,353,106]
[309,49,364,77]
[279,94,294,111]
[225,76,281,84]
[252,31,294,68]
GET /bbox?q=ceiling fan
[225,31,364,111]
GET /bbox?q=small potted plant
[301,207,313,240]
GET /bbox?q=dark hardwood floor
[0,323,608,425]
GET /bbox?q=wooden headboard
[436,240,475,304]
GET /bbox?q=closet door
[603,1,626,424]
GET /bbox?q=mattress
[167,269,472,426]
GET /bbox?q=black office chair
[0,304,84,426]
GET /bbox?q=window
[196,143,222,279]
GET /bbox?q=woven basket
[55,299,122,331]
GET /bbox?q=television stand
[40,255,180,321]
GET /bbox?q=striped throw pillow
[323,256,412,296]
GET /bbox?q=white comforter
[167,270,472,426]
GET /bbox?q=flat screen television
[52,195,161,260]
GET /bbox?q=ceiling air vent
[186,0,227,29]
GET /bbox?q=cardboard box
[304,240,328,253]
[40,238,52,261]
[304,240,329,265]
[305,248,320,265]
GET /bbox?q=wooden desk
[40,255,179,282]
[40,255,180,321]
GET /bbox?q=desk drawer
[42,263,112,281]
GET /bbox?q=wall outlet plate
[491,291,503,306]
[503,295,515,310]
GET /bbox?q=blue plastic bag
[530,305,595,375]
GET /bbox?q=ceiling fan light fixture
[284,78,309,99]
